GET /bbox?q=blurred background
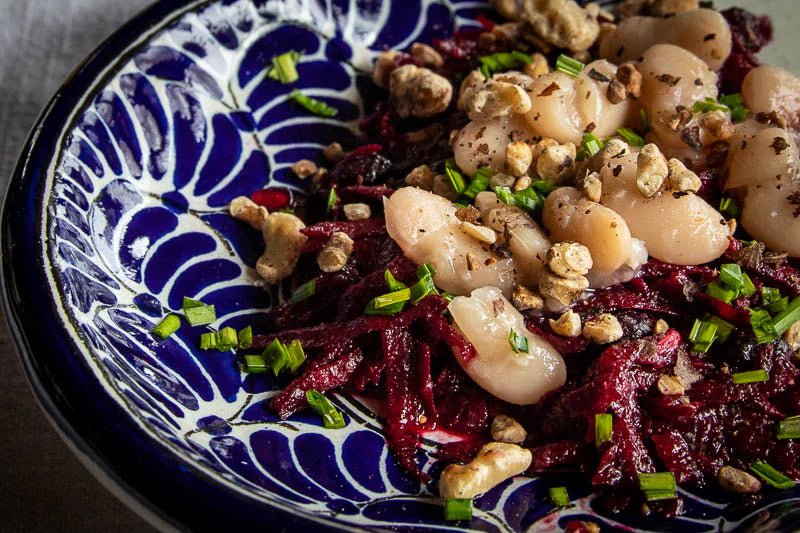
[0,0,795,531]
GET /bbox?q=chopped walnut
[457,70,487,111]
[522,0,600,52]
[492,22,523,42]
[636,143,669,198]
[549,310,582,337]
[432,174,459,200]
[547,241,593,278]
[489,172,517,189]
[523,52,550,78]
[491,415,528,444]
[577,171,602,202]
[582,313,623,344]
[616,63,641,98]
[539,268,589,306]
[229,196,269,230]
[718,466,761,494]
[657,374,685,395]
[667,158,701,192]
[668,106,693,132]
[389,65,453,118]
[537,143,577,183]
[404,164,436,190]
[531,137,559,165]
[506,141,534,176]
[654,318,669,335]
[323,142,345,163]
[493,71,535,91]
[467,81,532,121]
[460,221,497,244]
[512,285,544,311]
[291,159,317,179]
[606,79,627,105]
[317,231,354,273]
[700,111,734,141]
[491,0,524,20]
[410,42,444,68]
[785,321,800,352]
[455,205,482,224]
[439,442,532,499]
[373,50,399,88]
[343,203,371,221]
[513,175,532,192]
[257,213,307,284]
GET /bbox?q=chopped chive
[153,314,180,339]
[763,287,789,314]
[508,329,529,354]
[494,186,517,206]
[750,308,778,343]
[326,187,338,212]
[218,327,239,351]
[200,332,219,350]
[706,281,737,304]
[511,50,533,64]
[749,461,795,489]
[616,127,644,147]
[443,498,473,521]
[514,187,545,212]
[595,413,613,448]
[708,316,734,342]
[477,51,532,79]
[264,338,291,376]
[243,354,268,373]
[741,272,756,297]
[238,326,253,349]
[306,389,346,429]
[291,279,317,304]
[364,298,405,315]
[182,297,216,326]
[778,416,800,440]
[640,109,650,133]
[441,292,455,302]
[285,339,307,373]
[639,472,677,501]
[732,369,769,384]
[581,132,605,157]
[373,288,412,309]
[692,97,728,114]
[720,93,749,122]
[289,89,338,117]
[268,50,300,84]
[719,197,741,218]
[549,486,570,507]
[555,54,584,77]
[771,295,800,335]
[445,160,467,195]
[719,264,745,292]
[410,274,438,303]
[531,179,556,195]
[416,263,437,280]
[463,167,493,200]
[384,270,407,292]
[689,319,718,353]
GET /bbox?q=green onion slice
[243,354,269,373]
[285,339,307,373]
[445,159,466,195]
[750,308,778,344]
[549,486,570,507]
[731,369,769,384]
[289,89,338,117]
[268,50,300,84]
[706,281,737,304]
[719,264,745,292]
[200,332,218,350]
[264,338,291,376]
[153,314,180,339]
[182,297,217,326]
[416,263,437,280]
[720,93,749,122]
[616,127,644,147]
[750,461,795,489]
[741,272,756,297]
[581,132,605,157]
[326,187,338,212]
[410,274,438,303]
[689,318,718,353]
[719,197,741,219]
[707,315,734,342]
[508,329,529,354]
[443,498,473,521]
[555,54,584,77]
[306,389,346,429]
[778,416,800,440]
[463,167,493,200]
[291,279,317,304]
[373,288,412,309]
[478,51,532,79]
[595,413,613,448]
[384,270,407,292]
[218,327,239,351]
[638,472,677,501]
[494,186,516,206]
[771,295,800,335]
[238,326,253,349]
[691,97,728,114]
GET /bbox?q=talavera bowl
[3,0,799,530]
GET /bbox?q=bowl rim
[0,0,352,530]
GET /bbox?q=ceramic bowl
[3,0,799,530]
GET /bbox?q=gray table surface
[0,0,796,532]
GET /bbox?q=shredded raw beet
[718,7,773,93]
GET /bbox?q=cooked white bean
[453,115,537,176]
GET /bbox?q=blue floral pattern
[37,0,799,530]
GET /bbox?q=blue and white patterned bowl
[3,0,799,530]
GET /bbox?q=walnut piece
[513,175,532,192]
[616,64,642,98]
[229,196,269,230]
[404,164,436,190]
[432,174,459,200]
[538,268,589,306]
[373,50,399,88]
[343,203,371,221]
[582,313,623,344]
[636,143,669,198]
[439,442,532,499]
[577,170,602,202]
[524,52,550,78]
[718,466,762,494]
[667,158,702,192]
[657,374,685,395]
[410,42,444,68]
[467,81,532,121]
[389,65,452,118]
[506,141,534,177]
[522,0,600,52]
[785,321,800,352]
[291,159,317,179]
[512,285,544,311]
[323,142,345,163]
[491,0,524,20]
[317,231,354,273]
[549,310,582,337]
[547,241,593,278]
[491,415,528,444]
[536,143,577,183]
[256,213,307,284]
[654,318,669,335]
